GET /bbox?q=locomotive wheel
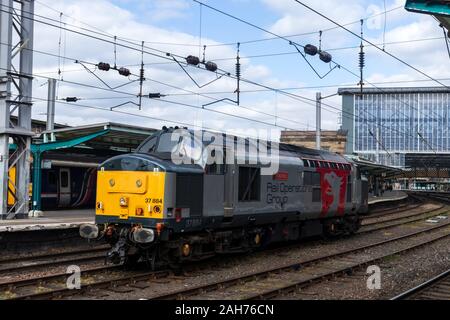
[124,253,141,269]
[150,249,158,271]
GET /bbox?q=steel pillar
[31,150,40,211]
[46,78,56,132]
[16,0,34,217]
[316,92,321,150]
[0,0,13,218]
[375,127,380,164]
[0,0,35,219]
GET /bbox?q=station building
[339,87,450,168]
[280,130,347,154]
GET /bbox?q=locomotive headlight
[119,197,128,207]
[132,228,155,243]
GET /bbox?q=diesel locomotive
[80,127,368,269]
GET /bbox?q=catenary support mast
[0,0,35,219]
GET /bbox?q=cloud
[364,10,450,82]
[261,0,366,41]
[112,0,191,22]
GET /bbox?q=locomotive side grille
[176,173,203,217]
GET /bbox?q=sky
[23,0,450,139]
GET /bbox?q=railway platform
[368,190,408,205]
[0,209,94,233]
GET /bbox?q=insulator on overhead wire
[205,61,218,72]
[236,61,241,78]
[359,50,365,68]
[65,97,79,102]
[304,44,318,56]
[98,62,110,71]
[186,55,200,66]
[118,67,131,77]
[319,51,332,63]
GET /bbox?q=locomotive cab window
[156,132,181,153]
[102,156,160,172]
[238,167,260,201]
[138,136,157,153]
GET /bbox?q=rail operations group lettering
[266,182,311,205]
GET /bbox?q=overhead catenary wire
[7,87,435,155]
[36,0,402,50]
[1,37,444,153]
[3,3,447,151]
[9,65,432,153]
[13,92,381,149]
[30,0,450,104]
[0,37,327,129]
[292,0,450,90]
[0,63,316,131]
[192,0,447,138]
[13,92,311,133]
[206,5,404,47]
[6,0,448,95]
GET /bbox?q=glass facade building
[339,87,450,167]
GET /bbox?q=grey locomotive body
[81,127,368,268]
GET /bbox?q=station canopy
[345,155,404,178]
[405,0,450,30]
[36,122,157,153]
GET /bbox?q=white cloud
[261,0,366,39]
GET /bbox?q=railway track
[1,202,447,300]
[0,246,109,274]
[5,213,448,300]
[359,204,447,234]
[147,221,450,300]
[391,269,450,300]
[368,202,421,218]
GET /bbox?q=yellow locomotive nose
[96,170,165,220]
